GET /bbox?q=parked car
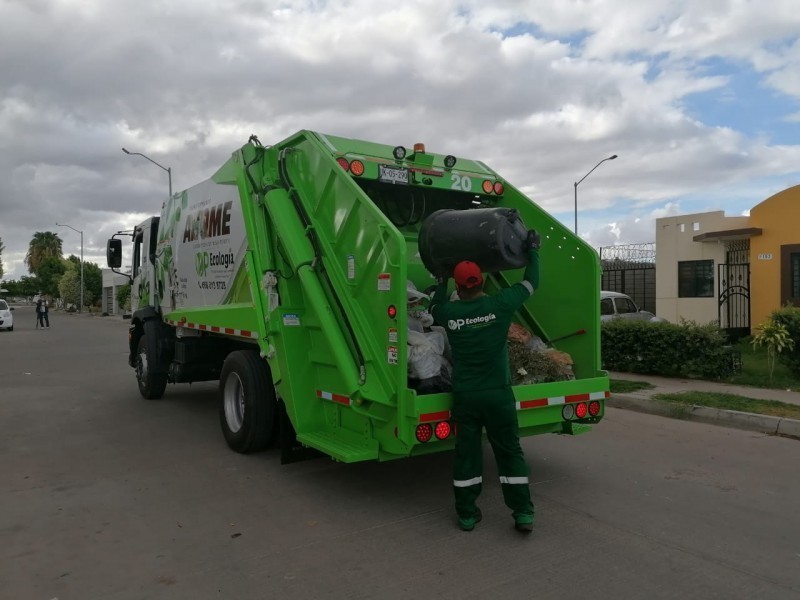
[0,299,14,331]
[600,291,665,323]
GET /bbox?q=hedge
[601,319,735,379]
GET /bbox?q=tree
[37,257,67,298]
[25,232,63,275]
[1,276,41,297]
[752,318,795,382]
[116,283,131,312]
[0,236,5,279]
[58,268,82,309]
[64,256,102,307]
[82,261,102,306]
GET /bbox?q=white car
[600,291,664,323]
[0,299,14,331]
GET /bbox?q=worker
[429,229,541,534]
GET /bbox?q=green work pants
[452,388,534,521]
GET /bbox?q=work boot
[458,508,482,532]
[514,516,533,534]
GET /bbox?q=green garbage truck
[107,131,608,463]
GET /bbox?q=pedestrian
[429,229,541,534]
[37,296,50,329]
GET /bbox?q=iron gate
[718,263,750,339]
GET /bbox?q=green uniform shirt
[431,250,539,392]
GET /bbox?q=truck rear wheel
[219,350,276,453]
[136,334,168,399]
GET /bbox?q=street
[1,306,799,599]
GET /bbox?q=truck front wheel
[219,350,276,453]
[136,334,168,400]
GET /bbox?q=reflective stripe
[499,476,529,485]
[453,476,483,488]
[521,280,534,295]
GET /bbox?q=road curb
[608,393,800,440]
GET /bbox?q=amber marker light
[350,160,365,176]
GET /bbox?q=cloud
[1,0,799,281]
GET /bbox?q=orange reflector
[350,160,365,176]
[416,424,433,443]
[434,421,451,440]
[413,142,425,154]
[575,402,588,419]
[482,180,493,194]
[336,157,349,170]
[589,400,601,417]
[493,181,504,195]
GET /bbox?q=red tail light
[575,402,588,419]
[589,400,601,417]
[434,421,451,440]
[493,181,504,195]
[349,160,365,176]
[416,424,433,443]
[336,157,350,170]
[482,179,493,194]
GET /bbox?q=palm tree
[25,231,63,275]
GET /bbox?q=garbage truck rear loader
[108,131,608,463]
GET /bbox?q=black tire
[219,350,276,454]
[136,334,168,400]
[8,326,12,331]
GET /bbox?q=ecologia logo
[447,313,497,331]
[195,250,235,277]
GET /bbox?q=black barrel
[418,208,529,276]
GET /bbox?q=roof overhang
[693,227,762,242]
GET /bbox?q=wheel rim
[223,372,245,433]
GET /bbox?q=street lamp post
[574,154,618,235]
[56,223,84,313]
[122,147,173,200]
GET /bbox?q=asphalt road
[2,306,799,599]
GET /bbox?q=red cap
[453,261,483,289]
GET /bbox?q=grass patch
[653,391,800,419]
[610,379,655,394]
[724,338,800,391]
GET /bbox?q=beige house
[102,269,131,315]
[656,184,800,333]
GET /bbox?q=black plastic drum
[418,207,529,276]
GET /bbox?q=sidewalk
[607,371,800,407]
[606,371,800,440]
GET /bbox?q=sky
[1,0,800,281]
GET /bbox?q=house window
[792,253,800,299]
[678,260,714,297]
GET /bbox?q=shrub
[751,317,794,382]
[771,305,800,376]
[601,319,734,379]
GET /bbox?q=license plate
[379,164,409,185]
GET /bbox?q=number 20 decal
[450,174,472,191]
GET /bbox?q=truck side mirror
[107,239,123,268]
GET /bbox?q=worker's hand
[526,229,541,250]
